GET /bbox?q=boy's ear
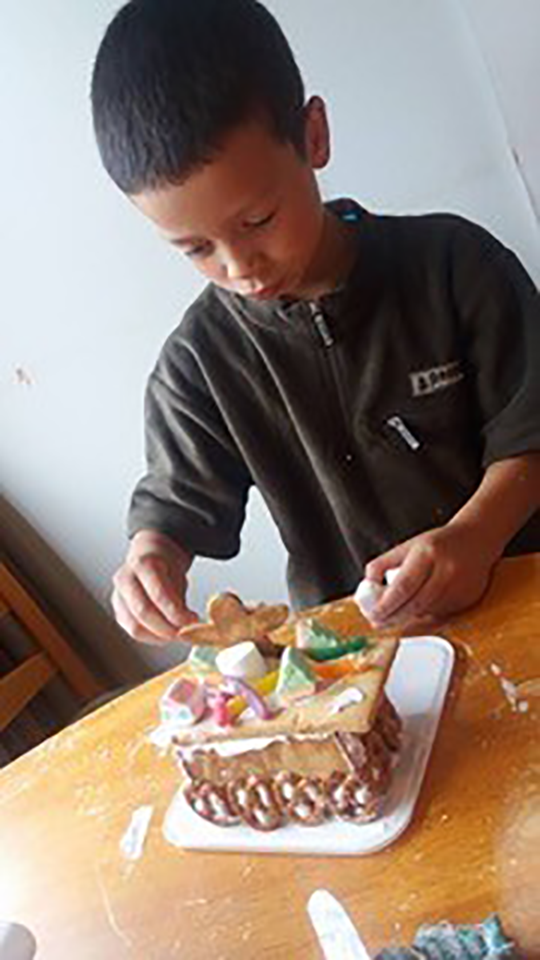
[303,95,331,170]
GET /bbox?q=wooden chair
[0,562,105,733]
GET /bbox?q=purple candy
[223,676,274,720]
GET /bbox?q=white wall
[462,0,540,224]
[2,0,539,673]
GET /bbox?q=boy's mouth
[250,285,281,300]
[231,281,282,301]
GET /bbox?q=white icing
[149,719,185,749]
[179,732,331,760]
[329,688,365,714]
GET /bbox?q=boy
[91,0,540,646]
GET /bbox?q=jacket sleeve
[127,329,252,559]
[450,219,540,467]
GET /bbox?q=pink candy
[207,689,232,727]
[160,678,206,726]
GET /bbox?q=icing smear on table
[490,663,530,714]
[120,805,154,860]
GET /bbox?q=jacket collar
[213,199,385,335]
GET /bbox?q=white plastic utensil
[308,890,370,960]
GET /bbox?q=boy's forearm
[448,453,540,558]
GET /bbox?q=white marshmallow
[215,641,267,681]
[384,566,401,586]
[354,566,402,618]
[354,579,385,618]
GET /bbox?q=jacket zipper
[386,415,421,450]
[309,302,335,348]
[308,302,355,463]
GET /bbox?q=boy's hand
[112,530,198,644]
[363,521,499,629]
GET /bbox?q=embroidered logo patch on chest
[409,360,464,397]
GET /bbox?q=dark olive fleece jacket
[128,201,540,608]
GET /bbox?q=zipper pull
[309,303,334,348]
[387,415,421,450]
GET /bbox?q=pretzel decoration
[184,779,240,826]
[227,775,283,831]
[326,772,380,822]
[178,592,289,648]
[183,768,384,830]
[285,776,328,825]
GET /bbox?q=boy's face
[132,98,332,301]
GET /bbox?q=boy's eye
[185,243,211,259]
[244,210,276,229]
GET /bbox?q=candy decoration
[223,676,274,720]
[227,669,279,718]
[296,619,342,654]
[296,620,370,660]
[159,678,206,726]
[312,655,373,682]
[275,647,317,703]
[188,644,218,673]
[308,637,371,662]
[215,641,267,681]
[207,689,232,727]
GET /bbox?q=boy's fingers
[370,545,434,624]
[374,563,449,627]
[112,590,173,646]
[114,567,181,639]
[365,542,409,583]
[134,557,197,628]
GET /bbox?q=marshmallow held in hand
[354,567,400,619]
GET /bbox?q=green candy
[297,619,370,661]
[187,644,218,672]
[275,646,317,702]
[308,637,371,661]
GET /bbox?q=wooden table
[0,555,539,959]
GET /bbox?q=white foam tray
[163,636,454,856]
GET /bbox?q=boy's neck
[293,209,360,302]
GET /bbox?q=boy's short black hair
[91,0,306,195]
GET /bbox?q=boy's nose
[221,245,259,282]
